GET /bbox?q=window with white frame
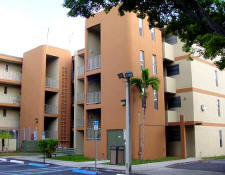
[3,109,6,117]
[152,55,157,74]
[5,64,9,72]
[153,90,158,109]
[140,50,145,69]
[219,130,222,147]
[138,19,143,36]
[151,28,155,40]
[217,99,221,117]
[215,70,218,87]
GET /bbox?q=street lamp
[118,71,133,174]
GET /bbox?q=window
[5,64,8,72]
[219,130,222,147]
[168,96,181,109]
[153,90,158,109]
[152,55,157,74]
[151,28,155,40]
[138,19,143,36]
[215,70,218,87]
[165,35,177,45]
[140,50,145,69]
[217,99,221,117]
[167,65,179,76]
[4,87,7,94]
[3,109,6,117]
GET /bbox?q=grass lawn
[104,156,180,165]
[203,155,225,161]
[0,152,41,157]
[52,154,94,162]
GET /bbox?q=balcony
[45,77,58,89]
[166,110,179,123]
[86,127,101,140]
[77,92,84,102]
[0,95,20,104]
[78,66,84,76]
[87,91,101,105]
[45,104,58,114]
[163,42,175,62]
[0,70,21,82]
[87,55,101,71]
[165,77,176,93]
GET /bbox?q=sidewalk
[2,155,201,174]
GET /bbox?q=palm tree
[130,68,160,160]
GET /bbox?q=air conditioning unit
[201,105,207,111]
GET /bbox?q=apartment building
[164,36,225,157]
[20,45,73,147]
[73,7,166,160]
[0,54,22,151]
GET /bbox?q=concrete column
[180,115,187,158]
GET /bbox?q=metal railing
[87,55,101,71]
[78,66,84,76]
[87,91,101,104]
[77,92,84,102]
[86,128,101,140]
[0,95,20,104]
[44,104,58,114]
[45,77,58,89]
[0,70,21,81]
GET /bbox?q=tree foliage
[63,0,225,69]
[38,139,59,158]
[0,131,12,139]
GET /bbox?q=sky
[0,0,85,57]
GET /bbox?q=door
[107,129,125,159]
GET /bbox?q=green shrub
[38,139,59,158]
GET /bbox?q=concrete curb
[0,158,7,162]
[9,160,24,164]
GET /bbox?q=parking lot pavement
[168,159,225,173]
[0,159,128,175]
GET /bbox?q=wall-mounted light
[35,118,39,123]
[201,105,207,111]
[121,99,126,106]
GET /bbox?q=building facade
[0,8,224,159]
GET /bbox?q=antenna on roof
[46,28,50,45]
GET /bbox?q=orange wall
[20,45,72,146]
[84,8,166,160]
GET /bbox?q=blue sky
[0,0,85,57]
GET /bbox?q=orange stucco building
[73,8,166,160]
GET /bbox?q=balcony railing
[87,91,101,104]
[45,104,58,114]
[78,66,84,76]
[45,77,58,89]
[86,127,101,140]
[165,77,176,94]
[87,55,101,71]
[77,92,84,102]
[0,70,21,82]
[0,95,20,104]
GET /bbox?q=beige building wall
[195,126,225,157]
[0,85,20,97]
[0,139,17,152]
[0,108,19,128]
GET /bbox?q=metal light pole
[118,71,133,174]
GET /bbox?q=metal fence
[0,95,20,104]
[86,128,101,140]
[87,55,101,71]
[87,91,101,104]
[0,70,21,81]
[45,77,58,89]
[45,104,58,114]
